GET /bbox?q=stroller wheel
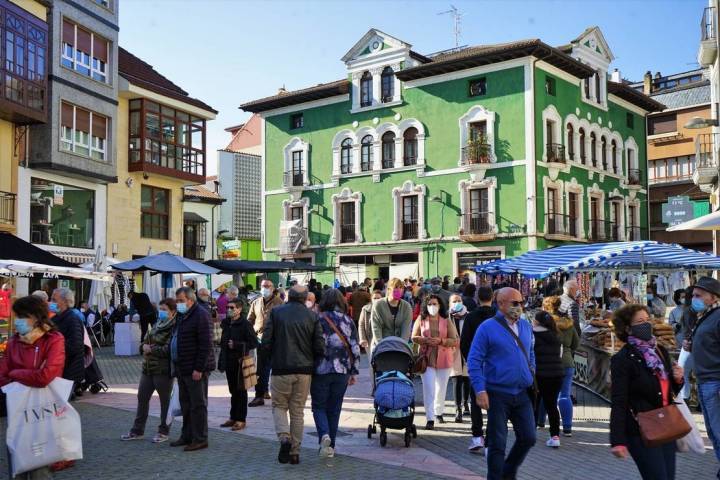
[404,431,411,448]
[379,431,387,447]
[367,425,373,439]
[411,425,417,438]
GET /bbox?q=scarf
[559,294,575,315]
[19,327,46,345]
[627,335,667,380]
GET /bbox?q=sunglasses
[509,301,523,307]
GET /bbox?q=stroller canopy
[372,336,413,362]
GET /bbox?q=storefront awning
[0,232,78,267]
[183,212,208,224]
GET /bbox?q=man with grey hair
[31,290,49,302]
[263,284,324,464]
[559,279,581,335]
[51,287,85,391]
[248,278,283,407]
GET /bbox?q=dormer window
[360,71,372,107]
[381,67,394,103]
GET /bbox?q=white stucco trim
[624,136,639,171]
[535,60,583,86]
[283,137,310,186]
[542,176,564,235]
[608,94,649,117]
[608,189,625,241]
[541,105,563,162]
[587,183,606,240]
[281,196,310,247]
[392,180,426,241]
[459,105,497,165]
[458,176,498,234]
[524,59,537,250]
[258,95,349,118]
[398,118,426,167]
[331,188,363,244]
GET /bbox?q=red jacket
[0,289,11,318]
[0,331,66,388]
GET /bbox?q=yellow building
[107,48,216,261]
[0,0,49,235]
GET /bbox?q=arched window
[381,67,394,103]
[566,124,575,161]
[360,135,373,171]
[611,140,618,173]
[579,128,586,163]
[403,127,418,166]
[382,131,395,168]
[601,136,607,169]
[360,71,372,108]
[590,132,597,167]
[340,138,352,174]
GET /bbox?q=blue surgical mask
[646,294,654,301]
[692,298,707,313]
[451,302,464,313]
[158,310,169,321]
[14,318,32,336]
[48,302,58,313]
[176,303,188,314]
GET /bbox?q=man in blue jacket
[468,287,536,480]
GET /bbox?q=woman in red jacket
[0,294,66,479]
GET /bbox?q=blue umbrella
[111,251,219,275]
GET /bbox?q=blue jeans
[537,367,574,432]
[486,390,537,480]
[627,435,676,480]
[311,373,349,448]
[699,380,720,463]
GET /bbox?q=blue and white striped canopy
[475,241,720,278]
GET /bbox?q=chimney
[655,71,662,79]
[277,84,287,95]
[610,68,621,83]
[643,71,652,95]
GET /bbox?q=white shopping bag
[2,377,83,477]
[166,380,181,426]
[675,397,705,455]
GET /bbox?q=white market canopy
[0,260,114,281]
[476,241,720,279]
[667,209,720,231]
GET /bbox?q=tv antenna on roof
[438,5,462,48]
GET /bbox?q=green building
[241,27,662,284]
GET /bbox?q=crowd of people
[1,272,719,480]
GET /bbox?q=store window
[29,178,94,248]
[60,102,107,160]
[141,185,169,239]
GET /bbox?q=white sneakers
[468,436,485,454]
[319,434,335,458]
[546,436,561,448]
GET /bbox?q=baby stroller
[368,336,417,447]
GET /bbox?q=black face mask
[630,322,653,341]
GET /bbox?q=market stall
[476,241,720,400]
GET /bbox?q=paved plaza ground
[1,347,718,479]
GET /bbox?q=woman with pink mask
[370,277,413,350]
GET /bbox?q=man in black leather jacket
[263,285,324,465]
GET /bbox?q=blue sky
[120,0,706,172]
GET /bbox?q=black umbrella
[0,232,77,267]
[204,259,331,273]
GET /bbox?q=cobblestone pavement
[65,348,720,479]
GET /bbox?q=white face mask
[305,301,314,309]
[261,287,272,298]
[427,305,440,317]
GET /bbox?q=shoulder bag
[494,317,538,404]
[635,348,691,447]
[412,318,430,374]
[322,313,355,369]
[236,342,257,391]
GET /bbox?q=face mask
[451,302,464,313]
[176,302,188,314]
[199,296,209,303]
[305,301,314,309]
[372,297,382,304]
[630,322,653,341]
[692,298,707,313]
[679,297,685,305]
[14,318,32,336]
[431,285,441,293]
[261,287,272,298]
[392,289,403,301]
[427,305,439,316]
[646,294,654,301]
[506,305,523,321]
[157,310,169,321]
[48,302,58,313]
[80,308,87,313]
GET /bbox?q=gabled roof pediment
[569,26,614,63]
[341,28,411,64]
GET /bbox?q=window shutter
[76,27,91,54]
[61,103,74,128]
[93,35,108,62]
[92,114,107,139]
[75,108,90,133]
[62,20,74,45]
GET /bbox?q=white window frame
[392,180,426,241]
[459,105,496,165]
[564,179,585,239]
[587,183,606,239]
[458,177,498,234]
[608,191,625,241]
[283,137,310,187]
[331,188,363,244]
[625,136,639,172]
[399,119,426,168]
[62,21,109,84]
[332,129,357,176]
[542,105,563,162]
[282,197,309,246]
[60,102,107,161]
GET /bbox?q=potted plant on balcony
[466,135,490,164]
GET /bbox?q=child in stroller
[368,336,417,447]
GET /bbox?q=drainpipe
[211,203,218,259]
[527,53,551,251]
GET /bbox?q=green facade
[256,31,651,283]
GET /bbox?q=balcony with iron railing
[627,168,643,187]
[460,142,492,167]
[587,219,619,242]
[340,224,356,244]
[401,220,418,240]
[183,244,206,261]
[279,227,308,256]
[546,143,566,164]
[693,132,719,188]
[459,211,495,241]
[699,6,718,66]
[545,213,580,240]
[0,191,16,227]
[283,170,305,189]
